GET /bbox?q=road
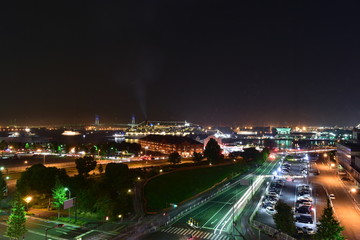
[141,160,279,240]
[312,162,360,240]
[0,215,116,240]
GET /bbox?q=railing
[252,220,297,240]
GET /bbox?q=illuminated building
[139,135,203,157]
[337,142,360,182]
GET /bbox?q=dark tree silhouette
[204,138,223,164]
[168,152,181,164]
[75,156,97,177]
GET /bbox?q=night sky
[1,1,359,126]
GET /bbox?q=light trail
[213,175,265,234]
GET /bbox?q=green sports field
[144,163,246,212]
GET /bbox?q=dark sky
[1,1,360,126]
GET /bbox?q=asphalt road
[0,215,116,240]
[312,162,360,240]
[141,160,279,240]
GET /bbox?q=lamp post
[45,224,64,240]
[24,196,32,211]
[64,187,71,219]
[145,146,149,156]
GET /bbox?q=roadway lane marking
[210,201,233,205]
[189,229,197,235]
[163,227,175,232]
[203,232,212,239]
[179,228,188,234]
[173,228,183,234]
[211,234,221,240]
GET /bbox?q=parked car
[299,202,312,207]
[297,196,313,202]
[303,227,315,235]
[296,206,311,214]
[296,215,313,224]
[266,207,276,215]
[267,192,279,197]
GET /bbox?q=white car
[329,194,335,200]
[299,202,312,207]
[266,207,276,215]
[303,227,315,235]
[298,197,313,202]
[267,192,279,197]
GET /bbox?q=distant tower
[131,115,136,128]
[95,115,100,125]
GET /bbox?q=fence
[252,220,297,240]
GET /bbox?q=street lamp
[45,224,64,240]
[144,146,149,156]
[351,188,357,194]
[24,196,32,211]
[64,187,71,219]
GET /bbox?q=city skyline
[1,1,360,126]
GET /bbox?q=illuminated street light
[159,169,163,173]
[351,188,357,193]
[64,188,71,219]
[127,189,132,193]
[137,177,141,180]
[24,196,32,211]
[323,153,328,158]
[0,166,4,171]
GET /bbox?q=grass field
[144,163,246,212]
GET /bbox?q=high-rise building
[95,115,100,125]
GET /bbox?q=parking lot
[254,153,328,238]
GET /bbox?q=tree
[168,152,181,164]
[273,200,296,236]
[105,163,131,189]
[0,171,7,199]
[315,200,345,240]
[75,156,97,176]
[261,148,270,162]
[98,164,104,174]
[241,147,261,161]
[52,176,67,219]
[204,138,223,164]
[192,152,203,163]
[6,193,27,239]
[16,164,68,196]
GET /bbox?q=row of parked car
[262,179,285,215]
[281,162,291,174]
[294,184,315,235]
